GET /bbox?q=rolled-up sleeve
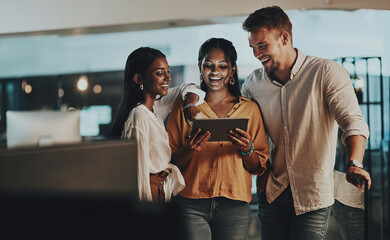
[323,60,369,145]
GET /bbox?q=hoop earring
[140,84,144,90]
[229,75,235,85]
[200,75,204,83]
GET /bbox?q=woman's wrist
[239,141,254,156]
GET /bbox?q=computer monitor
[6,110,82,148]
[0,140,138,197]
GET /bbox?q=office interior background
[1,0,390,239]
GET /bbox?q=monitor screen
[80,105,112,137]
[6,110,81,148]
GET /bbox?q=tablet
[191,118,249,142]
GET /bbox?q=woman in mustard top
[166,38,270,240]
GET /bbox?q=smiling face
[248,27,285,75]
[200,48,235,92]
[141,57,171,98]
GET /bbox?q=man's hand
[346,166,372,191]
[345,135,371,191]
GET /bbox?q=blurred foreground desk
[0,141,187,239]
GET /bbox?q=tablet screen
[191,118,249,141]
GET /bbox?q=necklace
[207,93,233,118]
[218,93,229,104]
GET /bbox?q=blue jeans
[258,186,331,240]
[332,200,364,240]
[173,196,251,240]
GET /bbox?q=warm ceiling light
[77,75,88,91]
[24,84,32,94]
[93,84,102,94]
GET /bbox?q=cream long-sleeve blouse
[121,84,205,202]
[122,104,185,202]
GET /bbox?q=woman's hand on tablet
[184,128,210,152]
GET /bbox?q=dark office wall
[0,66,184,139]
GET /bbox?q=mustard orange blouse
[166,96,269,203]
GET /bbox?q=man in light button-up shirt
[241,6,371,240]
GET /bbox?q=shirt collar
[200,95,249,105]
[199,96,248,118]
[238,96,250,103]
[290,48,305,80]
[265,48,306,86]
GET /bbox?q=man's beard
[266,71,278,82]
[262,57,277,74]
[264,61,279,82]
